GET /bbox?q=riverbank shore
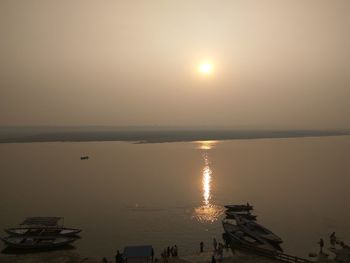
[0,250,282,263]
[0,250,99,263]
[1,246,348,263]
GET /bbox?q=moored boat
[222,203,283,253]
[4,217,82,237]
[225,211,257,221]
[222,220,281,252]
[234,215,283,244]
[5,227,81,237]
[224,204,253,212]
[0,236,76,249]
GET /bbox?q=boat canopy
[20,217,63,227]
[124,245,153,258]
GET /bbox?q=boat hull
[234,216,283,244]
[225,211,257,221]
[224,204,253,212]
[5,227,81,237]
[222,221,282,252]
[1,236,76,249]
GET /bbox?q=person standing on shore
[174,245,178,257]
[200,241,204,253]
[330,232,336,247]
[318,238,324,253]
[218,243,224,261]
[162,249,168,263]
[115,250,122,263]
[167,246,170,258]
[213,238,218,252]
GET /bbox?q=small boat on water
[0,236,76,249]
[80,156,89,160]
[224,204,253,212]
[5,217,81,237]
[222,220,281,252]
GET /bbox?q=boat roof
[20,217,63,226]
[225,204,253,210]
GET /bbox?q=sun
[198,62,214,75]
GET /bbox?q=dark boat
[5,227,81,237]
[224,204,253,212]
[5,217,82,237]
[0,236,76,249]
[225,211,257,221]
[234,215,283,244]
[80,156,89,160]
[222,220,281,252]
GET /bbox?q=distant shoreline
[1,128,349,144]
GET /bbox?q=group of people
[115,250,125,263]
[318,232,349,254]
[102,250,126,263]
[160,245,178,262]
[330,232,348,249]
[199,237,226,263]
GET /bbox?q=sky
[1,0,349,129]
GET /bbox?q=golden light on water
[202,154,212,206]
[193,141,224,223]
[196,140,217,150]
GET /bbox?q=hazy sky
[1,0,349,128]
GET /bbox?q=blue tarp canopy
[124,245,153,258]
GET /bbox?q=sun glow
[198,62,214,75]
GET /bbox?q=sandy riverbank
[0,250,279,263]
[1,248,347,263]
[181,250,278,263]
[0,251,100,263]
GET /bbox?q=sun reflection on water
[197,140,218,150]
[193,141,224,223]
[203,154,211,206]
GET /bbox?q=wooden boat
[225,211,257,221]
[20,217,64,227]
[80,156,89,160]
[234,215,283,244]
[5,227,81,237]
[224,204,253,212]
[222,220,282,252]
[0,236,76,249]
[5,217,82,237]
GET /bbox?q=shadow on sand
[1,244,76,255]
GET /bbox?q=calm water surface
[0,136,349,258]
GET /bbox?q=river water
[0,136,349,258]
